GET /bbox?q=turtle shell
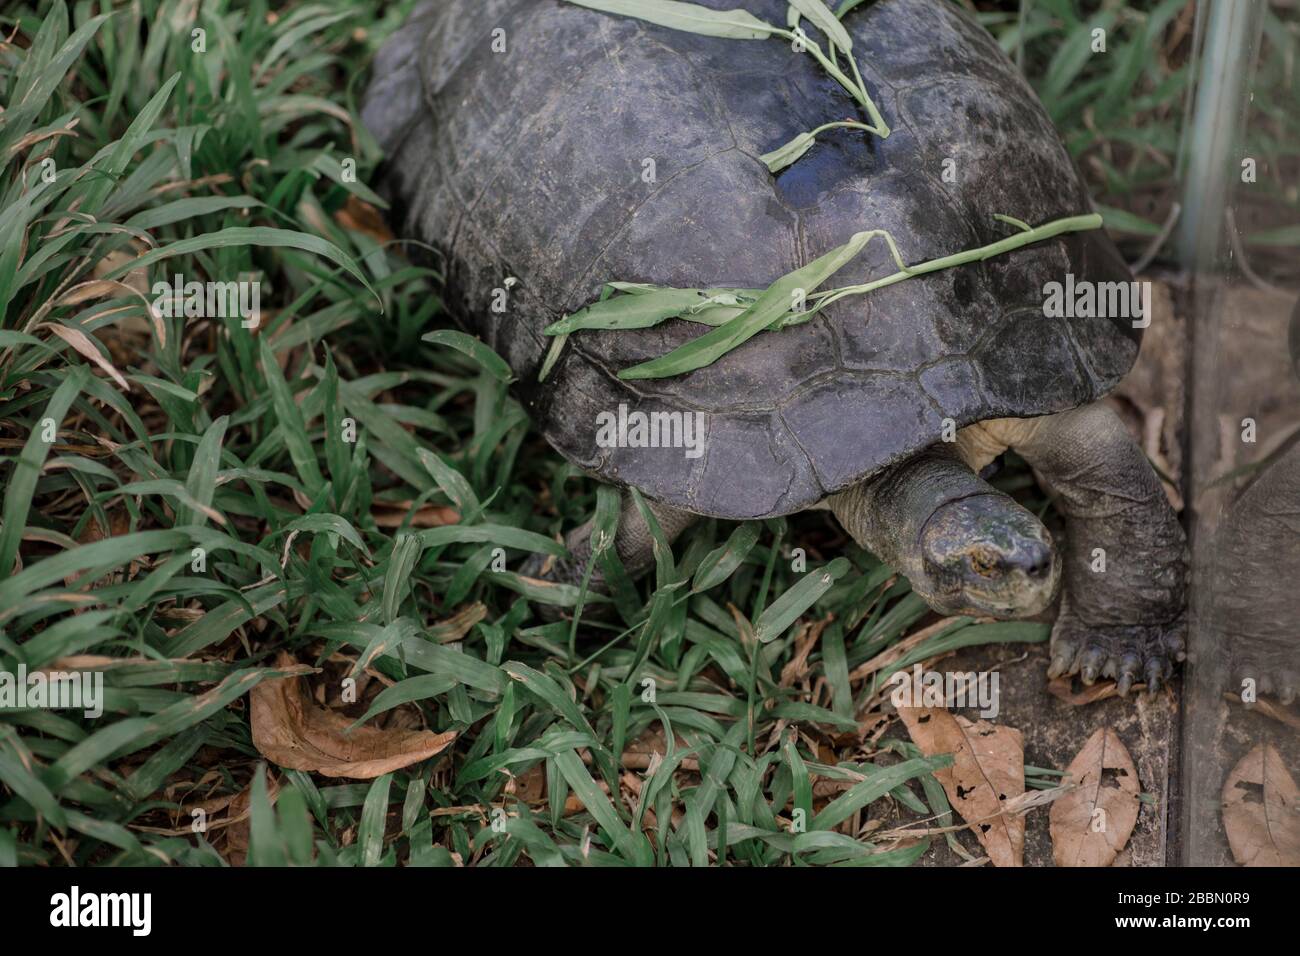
[363,0,1139,519]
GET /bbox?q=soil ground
[894,274,1300,867]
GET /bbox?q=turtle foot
[520,551,572,584]
[1046,612,1188,696]
[1226,642,1300,706]
[519,552,615,624]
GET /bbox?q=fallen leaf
[372,502,459,528]
[250,652,456,778]
[223,768,280,867]
[1221,743,1300,866]
[850,616,963,686]
[897,706,1025,866]
[1222,692,1300,732]
[779,615,832,687]
[66,509,131,588]
[428,603,487,643]
[617,728,697,771]
[335,196,395,244]
[1049,728,1140,866]
[508,764,547,803]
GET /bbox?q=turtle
[1203,296,1300,704]
[362,0,1189,694]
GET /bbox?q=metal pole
[1176,0,1265,268]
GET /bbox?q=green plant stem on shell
[562,1,891,168]
[543,213,1103,382]
[619,213,1102,380]
[760,119,877,173]
[775,25,885,129]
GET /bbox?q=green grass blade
[420,330,512,382]
[753,557,850,643]
[0,368,89,576]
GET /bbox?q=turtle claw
[1047,643,1078,680]
[1228,653,1300,707]
[1115,654,1142,697]
[1144,657,1165,695]
[1049,614,1186,698]
[520,551,555,581]
[1079,647,1106,685]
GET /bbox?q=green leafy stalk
[781,0,889,136]
[599,213,1101,380]
[772,25,886,131]
[760,120,876,173]
[562,0,778,39]
[616,227,892,381]
[562,0,891,168]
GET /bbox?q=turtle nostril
[1014,541,1054,579]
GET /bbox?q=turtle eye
[967,548,999,576]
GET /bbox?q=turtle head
[915,493,1060,618]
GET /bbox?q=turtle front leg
[990,405,1189,694]
[1207,436,1300,704]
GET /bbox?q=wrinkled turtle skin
[1207,432,1300,702]
[1206,297,1300,703]
[362,0,1137,520]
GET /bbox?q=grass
[971,0,1300,268]
[0,0,1237,868]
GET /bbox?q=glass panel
[1179,0,1300,866]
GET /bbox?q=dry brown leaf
[508,764,547,804]
[779,616,831,687]
[54,278,146,308]
[91,248,150,295]
[151,172,234,197]
[897,706,1025,866]
[849,616,963,686]
[428,602,487,643]
[7,116,79,157]
[372,502,459,528]
[335,196,395,244]
[43,323,130,391]
[66,509,131,588]
[516,574,575,596]
[1221,743,1300,866]
[1047,676,1148,706]
[1222,693,1300,731]
[250,652,456,778]
[1049,728,1140,867]
[223,769,280,866]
